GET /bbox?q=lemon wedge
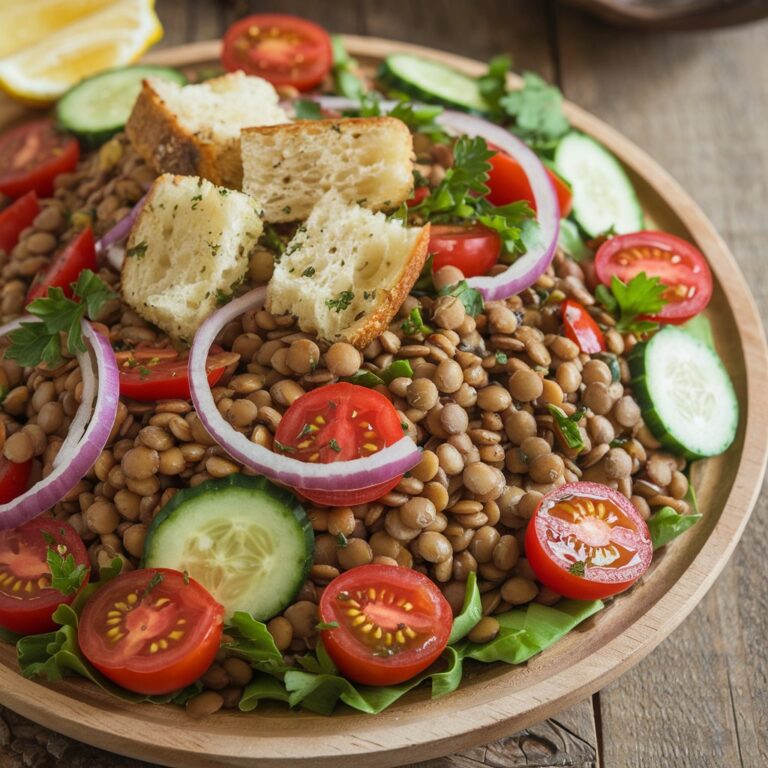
[0,0,163,105]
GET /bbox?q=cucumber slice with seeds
[56,65,186,147]
[142,475,313,621]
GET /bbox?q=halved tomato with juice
[429,223,501,278]
[0,518,89,635]
[525,482,652,600]
[221,14,332,92]
[274,382,405,506]
[319,564,452,685]
[78,568,224,695]
[0,120,79,199]
[595,231,713,324]
[117,345,232,401]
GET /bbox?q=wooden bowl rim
[1,36,766,768]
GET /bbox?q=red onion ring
[315,96,560,301]
[0,321,120,530]
[95,195,146,271]
[188,288,422,491]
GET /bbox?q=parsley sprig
[6,270,117,368]
[46,543,89,597]
[547,404,586,451]
[596,272,668,335]
[438,280,484,318]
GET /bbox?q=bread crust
[342,223,431,349]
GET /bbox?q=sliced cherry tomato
[79,568,223,695]
[222,14,333,92]
[429,223,501,278]
[406,186,429,208]
[274,382,406,506]
[594,231,713,324]
[319,564,452,685]
[486,149,573,217]
[0,191,39,254]
[0,518,89,635]
[0,456,32,504]
[561,299,605,354]
[116,345,230,401]
[0,120,79,199]
[26,226,97,303]
[525,482,652,600]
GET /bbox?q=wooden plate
[0,37,766,768]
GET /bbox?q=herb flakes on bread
[266,190,429,348]
[121,173,263,343]
[125,71,288,189]
[241,116,414,222]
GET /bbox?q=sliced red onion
[188,288,421,491]
[95,195,146,271]
[0,320,120,530]
[315,96,560,301]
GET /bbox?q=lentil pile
[0,132,693,717]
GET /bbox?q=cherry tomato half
[595,231,713,324]
[525,482,652,600]
[222,14,333,92]
[274,382,406,506]
[429,223,501,278]
[319,564,452,686]
[116,345,230,401]
[0,191,39,254]
[0,456,32,504]
[79,568,224,695]
[561,299,605,354]
[406,186,429,208]
[26,226,97,304]
[0,120,79,199]
[0,518,89,635]
[486,149,573,218]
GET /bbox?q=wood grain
[556,7,768,767]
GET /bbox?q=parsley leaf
[401,308,431,337]
[325,290,355,313]
[125,240,148,260]
[568,561,586,577]
[331,36,367,99]
[547,404,585,451]
[438,280,484,317]
[294,100,323,120]
[6,271,117,368]
[478,54,512,116]
[328,438,342,453]
[596,272,668,334]
[500,71,570,153]
[46,545,89,596]
[259,224,286,258]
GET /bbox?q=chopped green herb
[401,307,431,336]
[568,560,586,577]
[294,100,324,120]
[259,224,286,259]
[302,266,316,278]
[183,570,190,585]
[495,351,508,365]
[273,440,295,453]
[596,272,668,335]
[547,404,585,451]
[363,289,376,301]
[401,422,409,431]
[315,621,340,630]
[143,572,165,597]
[328,439,341,453]
[336,532,348,548]
[191,194,203,210]
[125,240,148,260]
[282,205,292,215]
[138,365,152,380]
[325,290,355,313]
[46,545,89,596]
[215,289,230,306]
[438,280,484,317]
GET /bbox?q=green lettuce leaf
[224,611,288,676]
[647,507,702,549]
[239,673,292,712]
[448,571,481,643]
[680,314,716,351]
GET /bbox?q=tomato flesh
[26,226,97,303]
[406,186,430,208]
[274,383,406,506]
[594,231,713,324]
[525,482,652,600]
[221,14,333,92]
[0,456,32,504]
[486,149,573,217]
[0,518,89,635]
[0,191,39,254]
[429,223,501,278]
[0,120,79,199]
[78,568,224,695]
[117,345,229,401]
[319,564,452,686]
[561,299,605,354]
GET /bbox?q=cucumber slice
[56,65,186,147]
[554,132,644,237]
[142,475,313,621]
[379,53,488,113]
[629,326,738,459]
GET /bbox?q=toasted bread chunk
[125,72,288,189]
[121,174,263,342]
[241,116,414,222]
[267,191,429,348]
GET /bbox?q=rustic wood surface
[0,1,766,767]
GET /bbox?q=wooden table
[2,1,766,766]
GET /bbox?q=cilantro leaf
[438,280,484,317]
[46,545,89,596]
[597,272,668,334]
[547,404,585,451]
[294,100,323,120]
[500,71,570,153]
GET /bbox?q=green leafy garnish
[558,218,592,262]
[495,351,508,365]
[447,571,482,644]
[328,438,341,453]
[125,240,148,260]
[401,307,431,336]
[568,561,586,577]
[438,280,484,317]
[344,360,414,389]
[259,224,286,257]
[46,545,89,597]
[648,481,702,549]
[315,621,340,631]
[547,404,585,451]
[325,290,355,313]
[294,100,324,120]
[331,35,367,99]
[477,55,511,116]
[301,266,316,278]
[596,272,668,334]
[6,270,117,368]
